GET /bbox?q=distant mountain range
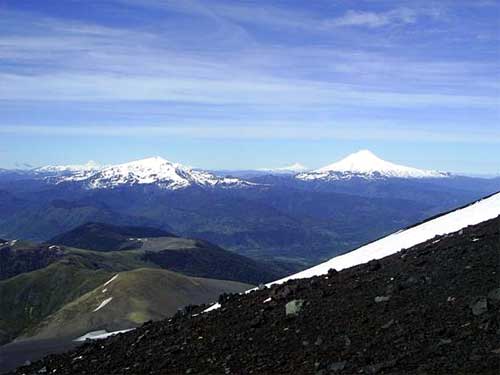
[2,150,449,185]
[0,150,499,268]
[4,150,493,186]
[257,162,308,174]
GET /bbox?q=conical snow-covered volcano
[297,150,448,181]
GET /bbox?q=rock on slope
[12,215,500,374]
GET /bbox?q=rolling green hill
[45,223,284,284]
[19,268,250,342]
[0,261,112,345]
[0,224,280,348]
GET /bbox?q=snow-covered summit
[297,150,448,181]
[258,163,308,174]
[34,161,103,182]
[59,156,256,190]
[267,192,500,287]
[35,161,102,174]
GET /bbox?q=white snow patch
[10,240,17,246]
[258,163,308,174]
[36,161,102,174]
[202,303,221,313]
[93,297,113,312]
[74,329,134,342]
[103,274,118,287]
[263,297,272,303]
[472,238,480,242]
[266,192,500,287]
[102,288,107,293]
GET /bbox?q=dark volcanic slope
[13,217,500,375]
[47,222,175,251]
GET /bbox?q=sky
[0,0,499,174]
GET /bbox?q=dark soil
[12,216,500,374]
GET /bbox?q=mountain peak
[316,150,383,173]
[120,156,177,168]
[298,150,448,180]
[258,162,308,174]
[55,156,256,190]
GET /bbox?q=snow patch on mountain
[35,161,104,182]
[75,329,134,342]
[267,192,500,287]
[297,150,448,181]
[203,303,222,314]
[258,163,308,174]
[59,157,256,190]
[93,297,113,312]
[35,161,102,174]
[103,274,119,288]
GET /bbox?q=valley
[9,194,500,374]
[1,152,499,373]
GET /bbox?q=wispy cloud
[329,8,420,28]
[0,71,496,109]
[0,7,497,109]
[0,0,498,150]
[1,123,499,144]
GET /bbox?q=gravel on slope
[12,217,500,375]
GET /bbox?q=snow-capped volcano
[258,163,308,174]
[58,157,255,190]
[297,150,448,181]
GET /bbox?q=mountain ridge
[54,157,257,190]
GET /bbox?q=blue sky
[0,0,499,173]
